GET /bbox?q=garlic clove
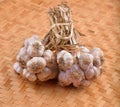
[13,62,23,74]
[27,57,46,73]
[78,53,93,71]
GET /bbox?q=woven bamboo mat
[0,0,120,107]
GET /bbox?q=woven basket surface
[0,0,120,107]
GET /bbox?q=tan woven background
[0,0,120,107]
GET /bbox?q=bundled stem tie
[13,3,104,88]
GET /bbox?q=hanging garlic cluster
[14,36,58,82]
[57,46,104,87]
[13,3,104,87]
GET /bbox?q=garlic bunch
[13,3,104,87]
[13,36,104,87]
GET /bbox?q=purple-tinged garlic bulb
[79,46,90,53]
[24,35,39,48]
[13,62,23,74]
[91,47,104,67]
[27,40,45,57]
[93,66,101,77]
[78,53,94,71]
[58,71,72,86]
[16,47,30,67]
[58,64,85,87]
[23,69,37,81]
[27,57,46,73]
[37,67,58,81]
[84,67,95,80]
[68,64,85,87]
[43,49,56,68]
[57,50,74,71]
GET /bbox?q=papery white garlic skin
[27,40,45,57]
[79,46,90,53]
[58,71,72,86]
[37,67,58,81]
[78,53,93,71]
[57,50,74,70]
[13,62,23,74]
[27,57,46,73]
[22,69,37,81]
[16,47,30,67]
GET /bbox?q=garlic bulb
[43,50,55,67]
[27,57,46,73]
[57,50,74,71]
[37,67,58,81]
[58,64,85,87]
[79,46,90,53]
[57,50,67,63]
[58,71,72,86]
[68,64,85,87]
[13,62,23,74]
[24,35,39,48]
[43,50,53,61]
[23,69,37,81]
[16,47,30,67]
[93,66,101,77]
[84,67,95,80]
[27,40,45,57]
[78,53,93,71]
[91,47,104,67]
